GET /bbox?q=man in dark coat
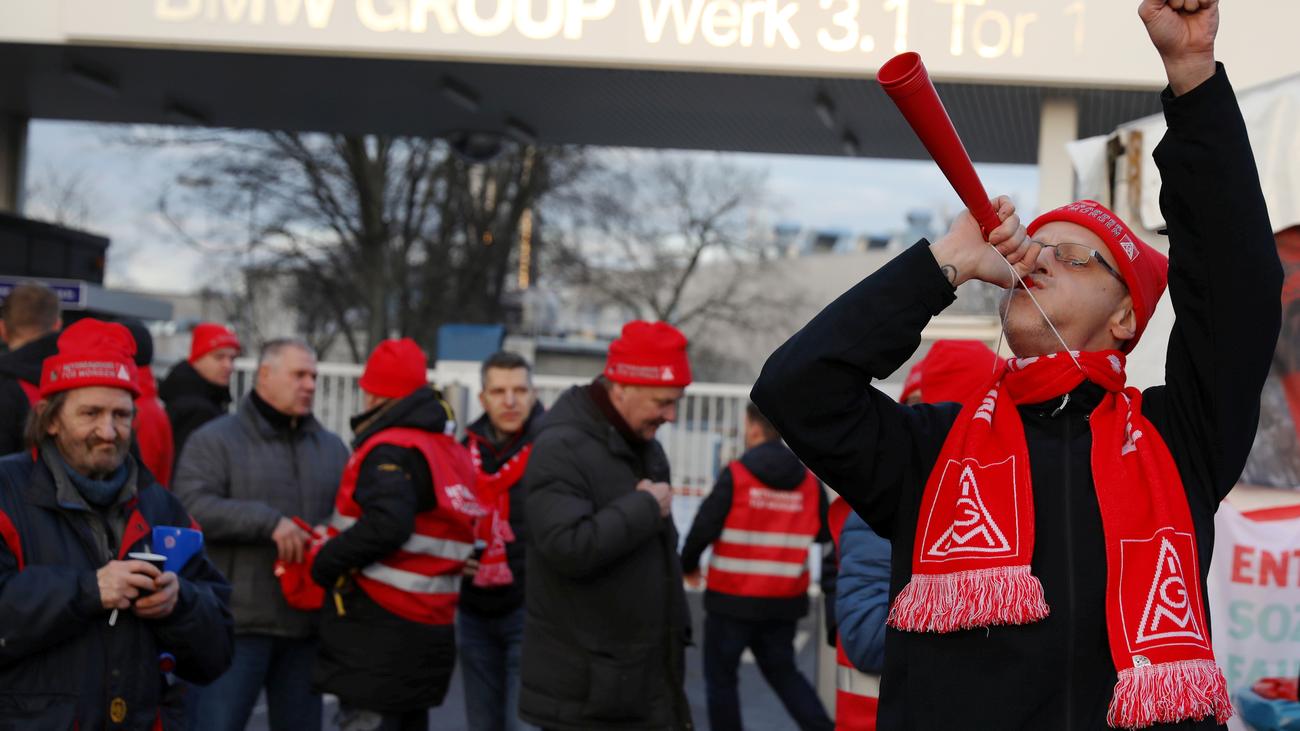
[312,338,479,731]
[680,402,832,731]
[520,321,695,731]
[0,318,233,728]
[0,282,61,455]
[174,337,348,731]
[751,3,1282,729]
[159,322,240,464]
[459,351,545,731]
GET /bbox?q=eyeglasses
[1033,241,1127,287]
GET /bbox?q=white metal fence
[231,360,755,527]
[231,359,902,581]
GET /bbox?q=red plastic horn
[877,52,1001,238]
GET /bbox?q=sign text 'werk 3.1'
[150,0,1089,62]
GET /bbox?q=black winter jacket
[311,387,459,712]
[159,360,232,466]
[459,401,544,618]
[752,66,1281,731]
[680,439,831,622]
[0,450,234,729]
[520,383,693,731]
[0,332,58,456]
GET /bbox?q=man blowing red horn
[752,1,1283,728]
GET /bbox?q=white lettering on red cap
[661,366,674,381]
[613,363,664,380]
[59,361,127,382]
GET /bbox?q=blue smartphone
[153,526,204,574]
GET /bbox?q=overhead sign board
[0,277,86,309]
[52,0,1187,88]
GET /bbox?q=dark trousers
[457,606,535,731]
[196,634,322,731]
[337,704,428,731]
[703,613,833,731]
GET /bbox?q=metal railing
[231,359,755,496]
[231,359,903,580]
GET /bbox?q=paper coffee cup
[127,552,168,596]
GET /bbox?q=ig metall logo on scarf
[919,457,1021,565]
[1117,528,1211,658]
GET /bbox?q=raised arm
[753,201,1027,538]
[751,245,953,538]
[1138,0,1284,504]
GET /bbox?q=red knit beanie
[189,323,242,363]
[359,338,428,400]
[604,321,692,387]
[1028,200,1168,352]
[40,318,140,398]
[900,339,998,404]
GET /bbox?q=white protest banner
[1209,502,1300,731]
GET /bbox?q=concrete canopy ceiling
[0,41,1163,163]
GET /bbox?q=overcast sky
[24,120,1038,294]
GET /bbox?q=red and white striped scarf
[468,439,532,588]
[888,350,1231,729]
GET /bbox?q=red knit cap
[1028,200,1169,352]
[604,321,692,387]
[189,323,242,363]
[359,338,428,400]
[900,340,998,404]
[40,318,140,398]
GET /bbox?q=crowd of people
[0,2,1284,730]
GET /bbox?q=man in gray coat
[520,321,695,731]
[174,337,349,731]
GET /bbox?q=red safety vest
[706,461,820,598]
[829,497,879,731]
[328,427,481,626]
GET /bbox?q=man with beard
[459,351,545,731]
[160,322,240,463]
[751,2,1282,728]
[0,282,61,455]
[520,321,694,731]
[312,338,480,731]
[0,318,233,728]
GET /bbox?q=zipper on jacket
[1062,414,1075,731]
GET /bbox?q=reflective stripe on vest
[706,460,820,599]
[331,426,479,626]
[836,664,881,698]
[719,527,815,549]
[329,513,474,562]
[710,555,807,578]
[360,563,462,595]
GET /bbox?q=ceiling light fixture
[441,77,481,113]
[814,93,836,130]
[164,98,211,126]
[841,131,861,157]
[65,62,120,97]
[504,117,537,146]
